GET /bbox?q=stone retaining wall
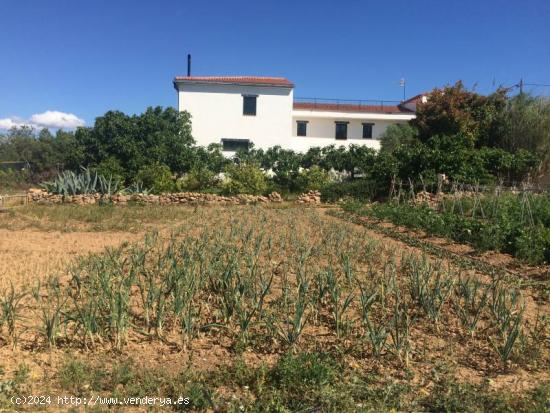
[27,189,284,205]
[296,190,321,204]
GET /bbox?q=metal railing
[0,161,30,171]
[294,97,402,110]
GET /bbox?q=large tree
[379,123,419,153]
[496,93,550,154]
[412,81,507,147]
[0,126,82,179]
[76,106,195,182]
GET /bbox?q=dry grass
[0,229,143,290]
[0,203,204,232]
[0,204,217,290]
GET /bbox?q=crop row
[359,192,550,265]
[0,208,545,370]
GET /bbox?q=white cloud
[0,118,26,129]
[30,111,85,129]
[0,111,85,130]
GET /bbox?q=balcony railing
[294,97,402,111]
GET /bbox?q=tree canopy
[412,81,508,147]
[0,87,546,193]
[75,106,195,182]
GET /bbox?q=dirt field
[0,204,548,412]
[0,230,143,290]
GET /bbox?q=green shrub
[222,163,267,195]
[212,352,344,412]
[58,360,106,396]
[176,167,218,191]
[93,156,126,184]
[270,352,339,391]
[134,163,174,194]
[356,193,550,265]
[321,179,377,202]
[515,225,550,265]
[364,134,538,190]
[296,166,331,191]
[379,123,419,153]
[0,169,30,191]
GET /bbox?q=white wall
[177,82,293,150]
[290,110,415,152]
[292,116,404,139]
[176,82,417,155]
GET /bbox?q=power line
[504,80,550,95]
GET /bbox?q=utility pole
[400,78,406,101]
[519,78,524,95]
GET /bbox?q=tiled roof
[293,102,412,114]
[174,76,294,87]
[402,92,430,104]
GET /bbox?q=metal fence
[294,97,402,111]
[0,193,28,209]
[0,161,30,171]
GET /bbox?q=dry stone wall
[296,190,321,205]
[27,189,285,205]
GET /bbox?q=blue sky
[1,0,549,129]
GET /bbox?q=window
[243,95,257,116]
[362,123,374,139]
[297,121,308,137]
[222,138,250,152]
[335,122,348,140]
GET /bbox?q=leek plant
[325,265,354,339]
[404,254,455,325]
[32,277,68,348]
[388,300,412,366]
[490,283,522,335]
[359,286,388,357]
[0,283,27,349]
[492,306,525,364]
[453,275,490,336]
[277,280,310,349]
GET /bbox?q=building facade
[173,76,420,155]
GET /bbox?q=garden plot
[0,204,548,412]
[351,191,550,265]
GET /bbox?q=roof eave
[396,104,416,113]
[173,79,294,88]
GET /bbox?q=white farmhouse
[173,75,423,154]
